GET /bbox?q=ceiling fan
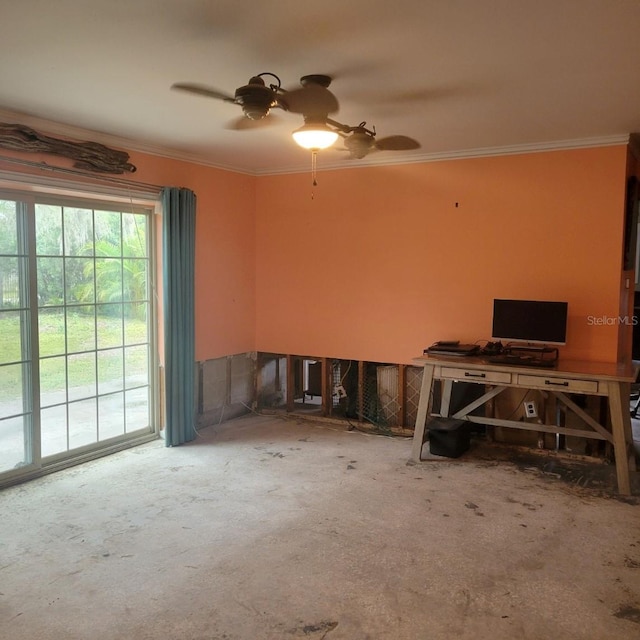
[171,72,420,159]
[171,72,339,130]
[328,120,421,159]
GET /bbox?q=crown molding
[258,134,632,176]
[0,108,630,177]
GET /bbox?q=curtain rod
[0,153,163,193]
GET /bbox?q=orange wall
[255,146,629,364]
[127,152,256,361]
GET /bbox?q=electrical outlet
[334,385,347,399]
[524,401,538,418]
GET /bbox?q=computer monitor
[491,299,568,346]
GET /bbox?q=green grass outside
[0,311,149,403]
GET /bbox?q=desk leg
[607,381,633,495]
[411,364,435,462]
[440,379,453,418]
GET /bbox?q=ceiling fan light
[242,105,270,120]
[292,123,338,150]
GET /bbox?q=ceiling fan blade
[281,84,339,116]
[374,135,421,151]
[171,82,235,102]
[225,115,279,131]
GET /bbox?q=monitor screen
[491,299,568,345]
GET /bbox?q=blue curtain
[161,187,197,446]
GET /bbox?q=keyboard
[425,344,480,357]
[487,354,556,368]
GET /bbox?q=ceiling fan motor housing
[235,78,277,120]
[345,130,375,158]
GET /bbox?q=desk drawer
[441,367,512,384]
[516,373,599,394]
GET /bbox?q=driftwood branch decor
[0,123,136,174]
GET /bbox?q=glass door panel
[35,201,153,458]
[68,398,98,449]
[40,405,66,458]
[0,192,156,485]
[0,199,32,473]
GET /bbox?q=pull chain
[311,150,318,199]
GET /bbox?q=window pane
[96,304,123,349]
[63,207,94,256]
[123,258,146,302]
[99,393,124,440]
[66,307,96,353]
[125,345,148,388]
[39,307,66,357]
[68,353,96,401]
[0,415,29,472]
[98,347,124,394]
[95,210,122,255]
[0,200,17,255]
[95,258,122,302]
[123,213,146,258]
[65,257,94,304]
[124,306,147,345]
[126,387,149,432]
[68,398,97,449]
[0,310,23,365]
[40,356,66,407]
[35,204,63,256]
[0,362,25,408]
[41,405,67,457]
[0,257,21,308]
[37,257,64,306]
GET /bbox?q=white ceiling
[0,0,639,175]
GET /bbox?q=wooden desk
[411,355,637,495]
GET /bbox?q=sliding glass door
[0,198,32,472]
[0,191,158,483]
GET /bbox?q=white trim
[0,170,159,205]
[258,135,632,176]
[0,107,630,176]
